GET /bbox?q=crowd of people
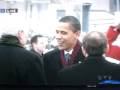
[0,15,120,88]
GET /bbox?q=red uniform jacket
[106,26,120,60]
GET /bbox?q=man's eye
[61,31,67,35]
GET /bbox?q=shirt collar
[64,49,73,55]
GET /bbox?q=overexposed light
[7,0,24,1]
[114,12,120,25]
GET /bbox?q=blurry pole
[24,0,32,19]
[116,0,120,11]
[114,0,120,25]
[74,4,81,21]
[82,3,91,32]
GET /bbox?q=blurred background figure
[0,29,46,85]
[30,35,47,58]
[105,23,120,62]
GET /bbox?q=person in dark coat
[57,31,120,85]
[0,30,46,85]
[30,35,47,65]
[43,16,85,85]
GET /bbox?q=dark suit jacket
[43,47,85,85]
[57,56,120,85]
[0,43,46,85]
[30,49,44,65]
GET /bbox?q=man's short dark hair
[82,31,107,56]
[59,16,81,32]
[30,35,43,44]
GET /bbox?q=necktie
[65,53,70,62]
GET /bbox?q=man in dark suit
[0,30,46,85]
[43,16,85,85]
[30,35,47,64]
[57,31,120,85]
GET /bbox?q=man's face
[35,37,46,53]
[55,22,80,51]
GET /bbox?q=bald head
[82,31,107,56]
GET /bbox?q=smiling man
[43,16,85,85]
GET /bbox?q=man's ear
[31,43,36,49]
[81,46,88,57]
[104,44,109,53]
[17,30,24,38]
[17,30,26,46]
[75,31,80,39]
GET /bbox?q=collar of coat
[0,34,23,48]
[60,40,82,68]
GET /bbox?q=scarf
[60,40,81,68]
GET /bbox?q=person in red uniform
[106,23,120,60]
